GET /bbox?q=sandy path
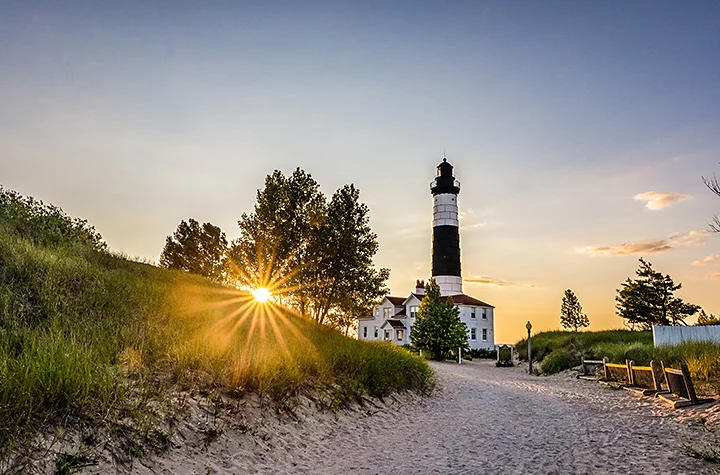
[65,360,720,474]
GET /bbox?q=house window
[470,328,476,340]
[363,326,367,338]
[482,309,487,319]
[384,329,391,340]
[383,307,391,318]
[397,329,404,340]
[374,307,380,316]
[374,326,379,338]
[471,308,476,319]
[410,306,418,318]
[482,329,487,341]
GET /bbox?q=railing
[429,179,461,189]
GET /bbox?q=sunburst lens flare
[252,287,271,303]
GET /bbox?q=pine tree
[560,289,589,331]
[410,279,468,360]
[616,258,700,330]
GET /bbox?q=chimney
[415,279,425,295]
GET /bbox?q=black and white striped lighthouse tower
[430,157,463,296]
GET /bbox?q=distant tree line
[159,168,389,334]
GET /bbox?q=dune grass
[516,329,720,393]
[0,188,433,457]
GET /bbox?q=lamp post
[526,321,532,374]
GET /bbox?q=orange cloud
[464,275,509,287]
[693,253,720,266]
[577,230,709,256]
[633,191,692,210]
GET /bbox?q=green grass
[0,188,433,458]
[517,329,720,394]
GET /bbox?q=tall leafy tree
[410,279,468,360]
[160,218,227,281]
[309,184,389,325]
[560,289,590,331]
[227,168,326,313]
[227,170,388,325]
[616,258,700,330]
[696,310,720,326]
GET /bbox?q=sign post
[526,321,533,374]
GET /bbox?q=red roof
[442,294,494,308]
[385,320,406,329]
[386,296,406,306]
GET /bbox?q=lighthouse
[357,156,495,350]
[430,158,462,296]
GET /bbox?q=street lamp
[526,321,532,374]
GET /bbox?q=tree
[308,184,389,325]
[227,168,326,313]
[702,171,720,233]
[616,258,700,330]
[696,310,720,326]
[410,279,468,360]
[226,170,389,325]
[160,218,227,281]
[560,289,589,331]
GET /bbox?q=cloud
[464,276,509,287]
[633,191,692,210]
[577,230,710,256]
[693,253,720,266]
[712,273,720,280]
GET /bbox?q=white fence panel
[653,325,720,346]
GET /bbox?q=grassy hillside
[0,188,433,457]
[516,330,720,393]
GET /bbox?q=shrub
[540,349,579,374]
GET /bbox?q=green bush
[540,349,579,374]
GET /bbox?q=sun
[251,287,271,303]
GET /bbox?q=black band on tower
[432,225,461,277]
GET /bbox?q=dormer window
[383,307,391,318]
[410,306,418,318]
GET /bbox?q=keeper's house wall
[653,325,720,346]
[459,306,494,350]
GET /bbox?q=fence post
[650,360,661,391]
[680,363,698,404]
[603,357,609,380]
[626,359,635,385]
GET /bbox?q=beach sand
[27,360,720,474]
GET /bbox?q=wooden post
[661,361,672,393]
[458,347,462,365]
[650,360,660,391]
[680,363,698,404]
[603,357,609,380]
[626,360,634,385]
[496,345,500,363]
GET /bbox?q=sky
[1,1,719,342]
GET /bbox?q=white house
[357,157,496,350]
[358,280,495,349]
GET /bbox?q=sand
[23,360,720,474]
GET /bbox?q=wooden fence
[596,358,713,408]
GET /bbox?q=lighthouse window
[482,329,488,341]
[470,328,476,340]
